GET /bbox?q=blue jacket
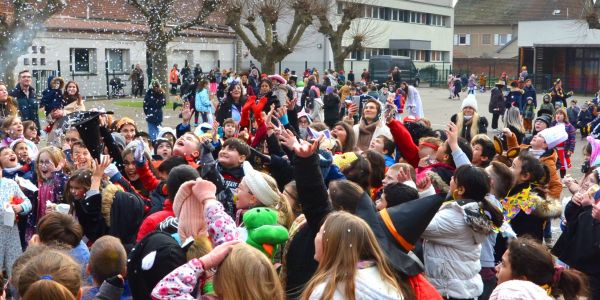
[143,89,166,124]
[9,84,40,130]
[523,85,537,107]
[194,88,211,113]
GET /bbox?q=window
[413,50,426,61]
[70,48,97,74]
[431,51,442,62]
[392,9,398,21]
[410,12,416,23]
[106,49,130,73]
[32,58,37,65]
[350,50,364,60]
[430,15,444,26]
[364,6,372,18]
[40,58,46,65]
[40,46,46,54]
[494,33,512,46]
[372,6,379,18]
[32,46,37,54]
[24,58,29,65]
[481,34,491,45]
[454,34,471,45]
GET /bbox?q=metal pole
[278,62,282,75]
[305,61,308,71]
[57,60,61,76]
[105,61,110,98]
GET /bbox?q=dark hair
[259,78,272,90]
[135,131,150,140]
[517,151,548,185]
[363,150,386,188]
[328,180,364,214]
[365,99,382,117]
[507,238,588,300]
[404,122,435,145]
[64,169,92,210]
[487,161,514,199]
[454,165,503,227]
[471,136,496,167]
[382,183,418,208]
[377,135,395,155]
[153,139,172,154]
[360,86,368,93]
[342,154,371,191]
[166,165,199,200]
[222,138,251,158]
[157,156,188,175]
[19,70,30,76]
[445,138,473,166]
[334,121,356,153]
[37,213,83,248]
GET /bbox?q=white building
[241,0,455,75]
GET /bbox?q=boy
[567,99,580,129]
[83,236,128,299]
[375,182,419,211]
[538,94,555,117]
[212,118,237,157]
[577,102,593,138]
[369,135,395,167]
[523,97,535,133]
[470,134,496,168]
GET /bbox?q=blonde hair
[455,111,481,140]
[301,212,404,300]
[504,106,525,133]
[555,107,570,123]
[214,243,284,300]
[17,250,81,299]
[259,172,294,229]
[389,163,416,182]
[35,146,67,180]
[186,235,213,261]
[89,236,127,283]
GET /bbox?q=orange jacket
[169,68,179,84]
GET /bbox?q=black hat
[535,114,552,128]
[378,193,445,253]
[64,111,104,161]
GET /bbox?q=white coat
[405,85,424,118]
[309,266,404,300]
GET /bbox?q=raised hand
[279,128,299,151]
[93,155,113,179]
[292,135,323,158]
[446,122,458,147]
[396,167,412,182]
[182,104,193,124]
[199,240,240,269]
[416,176,432,192]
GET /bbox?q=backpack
[127,231,189,299]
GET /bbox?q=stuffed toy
[242,207,289,259]
[240,95,267,128]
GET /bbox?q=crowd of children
[0,65,598,300]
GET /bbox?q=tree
[129,0,220,85]
[0,0,66,87]
[313,1,381,72]
[225,0,314,74]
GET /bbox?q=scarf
[501,185,535,220]
[529,149,545,158]
[357,119,379,151]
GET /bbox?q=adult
[215,82,245,125]
[331,121,357,153]
[62,81,85,114]
[346,98,391,151]
[193,63,202,79]
[143,80,167,141]
[360,68,370,83]
[169,64,179,95]
[9,70,40,131]
[129,64,144,97]
[347,70,355,83]
[323,86,340,128]
[451,94,488,142]
[550,78,572,108]
[0,82,18,125]
[400,81,424,118]
[488,80,506,130]
[391,66,401,83]
[523,79,537,109]
[180,62,192,86]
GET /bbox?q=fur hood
[529,192,562,218]
[101,184,124,226]
[461,201,496,239]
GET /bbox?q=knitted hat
[587,136,600,167]
[297,109,312,123]
[461,94,478,111]
[332,152,358,170]
[325,86,334,94]
[535,114,552,128]
[157,126,177,141]
[242,161,279,207]
[173,177,217,241]
[538,124,568,149]
[489,280,552,300]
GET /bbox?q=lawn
[113,99,174,108]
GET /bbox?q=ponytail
[22,279,76,300]
[552,266,588,300]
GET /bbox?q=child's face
[73,145,93,169]
[0,148,18,168]
[471,143,485,166]
[375,193,387,211]
[123,153,139,181]
[435,142,449,162]
[369,137,386,155]
[52,81,60,89]
[530,134,547,150]
[418,145,437,159]
[173,133,200,159]
[37,152,56,180]
[64,129,80,147]
[235,179,258,209]
[156,142,172,160]
[6,118,23,138]
[218,145,245,168]
[224,123,236,138]
[24,124,37,140]
[69,180,87,200]
[555,113,565,123]
[14,142,29,163]
[527,99,533,105]
[119,124,136,144]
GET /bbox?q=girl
[62,80,85,114]
[236,161,293,228]
[1,115,24,148]
[301,212,407,300]
[451,94,488,142]
[421,165,503,299]
[0,83,17,125]
[0,160,31,276]
[17,249,82,300]
[153,242,284,300]
[331,121,356,153]
[494,237,588,300]
[36,146,69,221]
[552,107,577,178]
[22,120,38,144]
[114,117,137,145]
[194,79,212,125]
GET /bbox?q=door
[198,50,218,71]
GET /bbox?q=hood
[459,201,495,242]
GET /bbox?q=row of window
[348,48,448,62]
[31,46,46,54]
[23,58,46,66]
[337,1,449,27]
[453,33,513,46]
[70,48,130,74]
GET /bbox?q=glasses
[38,160,53,166]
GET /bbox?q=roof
[455,0,592,26]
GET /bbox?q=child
[0,166,31,276]
[212,118,237,156]
[0,116,24,148]
[40,76,65,118]
[157,127,177,146]
[538,94,555,117]
[375,182,418,210]
[369,135,395,167]
[83,236,128,300]
[16,249,81,299]
[523,97,535,133]
[417,136,442,163]
[11,139,37,166]
[22,120,39,144]
[567,99,581,129]
[553,108,577,179]
[153,138,173,162]
[577,102,594,138]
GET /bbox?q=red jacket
[136,199,174,242]
[388,120,419,168]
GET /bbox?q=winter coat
[507,88,524,111]
[404,86,424,118]
[538,102,555,117]
[308,266,404,300]
[309,97,324,123]
[143,89,166,124]
[450,114,488,142]
[215,96,244,125]
[488,87,505,114]
[323,94,341,125]
[9,84,40,130]
[523,85,537,107]
[577,109,593,129]
[523,104,535,120]
[352,121,392,151]
[551,121,576,153]
[194,88,211,113]
[422,200,494,299]
[567,106,580,128]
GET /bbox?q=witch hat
[378,193,445,253]
[65,111,105,161]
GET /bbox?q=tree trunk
[149,45,169,87]
[235,37,243,72]
[329,39,346,72]
[259,59,276,75]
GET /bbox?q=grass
[113,99,173,108]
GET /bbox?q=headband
[419,141,439,151]
[242,161,279,207]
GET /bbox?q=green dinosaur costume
[243,207,289,259]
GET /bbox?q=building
[3,0,236,97]
[518,19,600,94]
[241,0,455,81]
[453,0,589,79]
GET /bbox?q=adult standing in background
[193,64,203,80]
[488,80,506,130]
[400,81,424,118]
[143,80,167,141]
[9,70,40,132]
[169,64,179,95]
[130,64,144,97]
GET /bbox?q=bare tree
[314,1,382,72]
[129,0,220,85]
[225,0,314,74]
[0,0,66,87]
[585,0,600,29]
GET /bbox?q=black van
[368,55,420,86]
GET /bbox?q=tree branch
[130,0,151,18]
[166,0,220,40]
[243,20,267,47]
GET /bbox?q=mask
[464,115,473,121]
